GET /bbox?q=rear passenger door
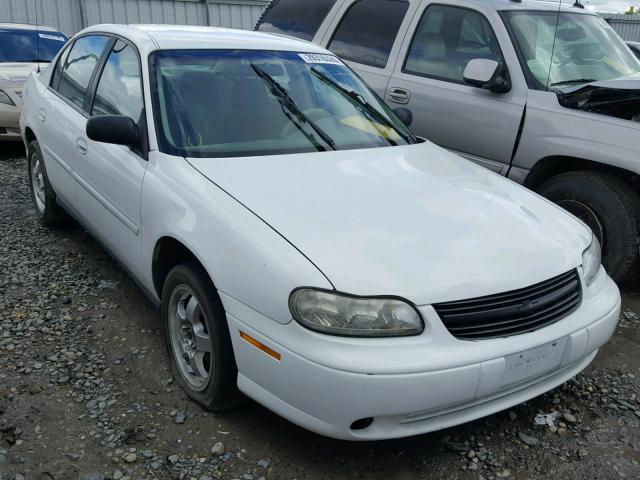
[320,0,417,96]
[40,34,110,207]
[386,1,526,173]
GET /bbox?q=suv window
[92,40,143,122]
[256,0,337,41]
[56,35,110,109]
[404,5,503,83]
[329,0,409,68]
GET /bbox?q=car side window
[56,35,110,109]
[50,44,71,90]
[91,40,143,122]
[328,0,409,69]
[256,0,337,41]
[404,5,503,83]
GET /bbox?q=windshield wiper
[310,67,414,145]
[551,78,597,87]
[250,63,336,151]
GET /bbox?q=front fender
[513,90,640,177]
[140,152,333,324]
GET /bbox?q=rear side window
[256,0,337,41]
[328,0,409,68]
[56,35,110,109]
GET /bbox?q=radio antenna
[545,0,563,90]
[34,0,41,72]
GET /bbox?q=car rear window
[256,0,337,41]
[328,0,409,68]
[0,28,67,62]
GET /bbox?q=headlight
[0,90,15,106]
[289,288,424,337]
[582,236,601,287]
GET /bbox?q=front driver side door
[386,1,526,173]
[74,38,148,278]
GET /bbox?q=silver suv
[257,0,640,283]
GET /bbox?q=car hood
[560,73,640,93]
[0,62,44,88]
[188,144,591,305]
[558,74,640,120]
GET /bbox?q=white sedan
[20,24,620,440]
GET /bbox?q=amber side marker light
[240,331,281,361]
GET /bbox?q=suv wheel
[27,140,67,226]
[161,261,244,410]
[537,171,640,284]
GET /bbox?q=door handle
[388,87,410,104]
[76,137,88,155]
[37,109,46,122]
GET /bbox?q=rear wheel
[536,171,640,283]
[161,261,243,410]
[27,140,67,226]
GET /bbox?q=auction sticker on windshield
[298,53,343,65]
[38,33,66,42]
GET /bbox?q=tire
[27,140,67,226]
[536,171,640,283]
[161,261,243,410]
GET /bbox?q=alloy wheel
[168,284,212,391]
[30,151,46,213]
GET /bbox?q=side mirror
[463,58,510,93]
[393,107,413,128]
[86,115,138,146]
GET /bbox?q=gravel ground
[1,142,639,480]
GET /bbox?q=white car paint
[20,24,620,440]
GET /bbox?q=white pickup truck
[257,0,640,283]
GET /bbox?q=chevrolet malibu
[20,25,620,440]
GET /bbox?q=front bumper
[223,268,620,440]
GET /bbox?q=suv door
[387,1,526,173]
[75,38,148,278]
[321,0,416,96]
[40,34,110,207]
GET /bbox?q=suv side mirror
[463,59,510,93]
[393,107,413,128]
[86,115,139,146]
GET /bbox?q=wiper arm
[251,63,336,151]
[310,67,414,145]
[551,78,596,87]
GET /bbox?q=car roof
[460,0,595,14]
[80,24,330,55]
[0,23,62,32]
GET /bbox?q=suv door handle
[76,137,88,155]
[388,87,410,104]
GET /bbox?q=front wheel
[161,261,243,410]
[536,171,640,283]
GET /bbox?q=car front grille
[433,270,582,340]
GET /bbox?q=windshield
[502,11,640,90]
[149,50,414,158]
[0,29,68,62]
